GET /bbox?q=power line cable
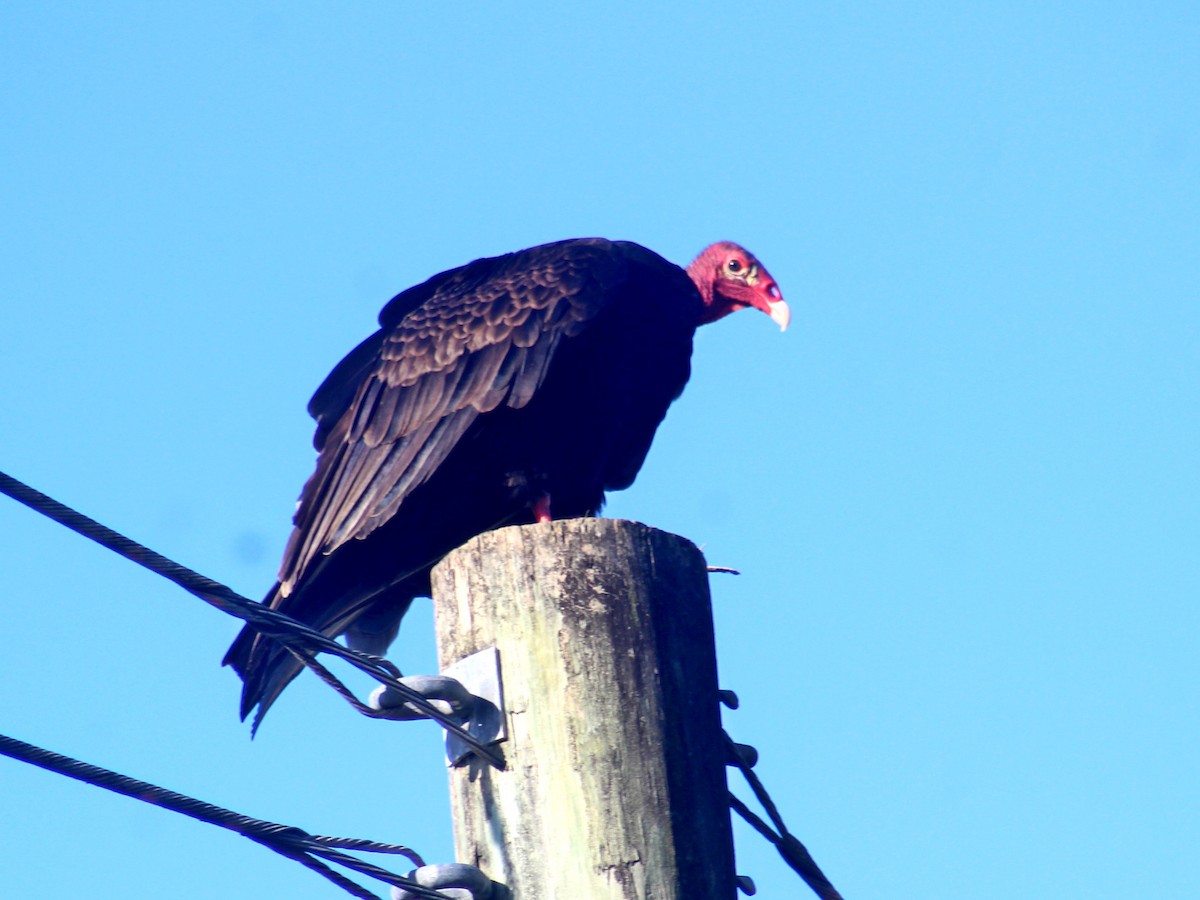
[725,732,844,900]
[0,732,454,900]
[0,469,501,766]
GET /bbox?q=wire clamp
[369,646,506,766]
[728,741,759,769]
[392,863,504,900]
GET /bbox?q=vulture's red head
[687,241,790,331]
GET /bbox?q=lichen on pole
[432,518,735,900]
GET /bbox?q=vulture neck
[686,258,734,327]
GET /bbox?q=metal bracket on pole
[441,646,506,767]
[368,646,506,767]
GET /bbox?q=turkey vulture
[225,238,788,728]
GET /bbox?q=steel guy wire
[724,732,844,900]
[0,732,455,900]
[0,469,502,767]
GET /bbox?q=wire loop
[0,469,502,767]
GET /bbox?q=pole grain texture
[431,518,736,900]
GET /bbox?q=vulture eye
[727,258,743,273]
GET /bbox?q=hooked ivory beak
[768,299,791,332]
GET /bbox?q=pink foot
[532,494,552,524]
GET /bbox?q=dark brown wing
[275,238,630,599]
[225,237,703,728]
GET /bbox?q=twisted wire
[0,732,451,900]
[0,470,501,767]
[725,732,844,900]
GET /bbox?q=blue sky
[2,2,1196,898]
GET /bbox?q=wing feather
[275,239,630,594]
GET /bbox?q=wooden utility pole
[431,518,735,900]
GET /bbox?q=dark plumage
[225,237,788,729]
